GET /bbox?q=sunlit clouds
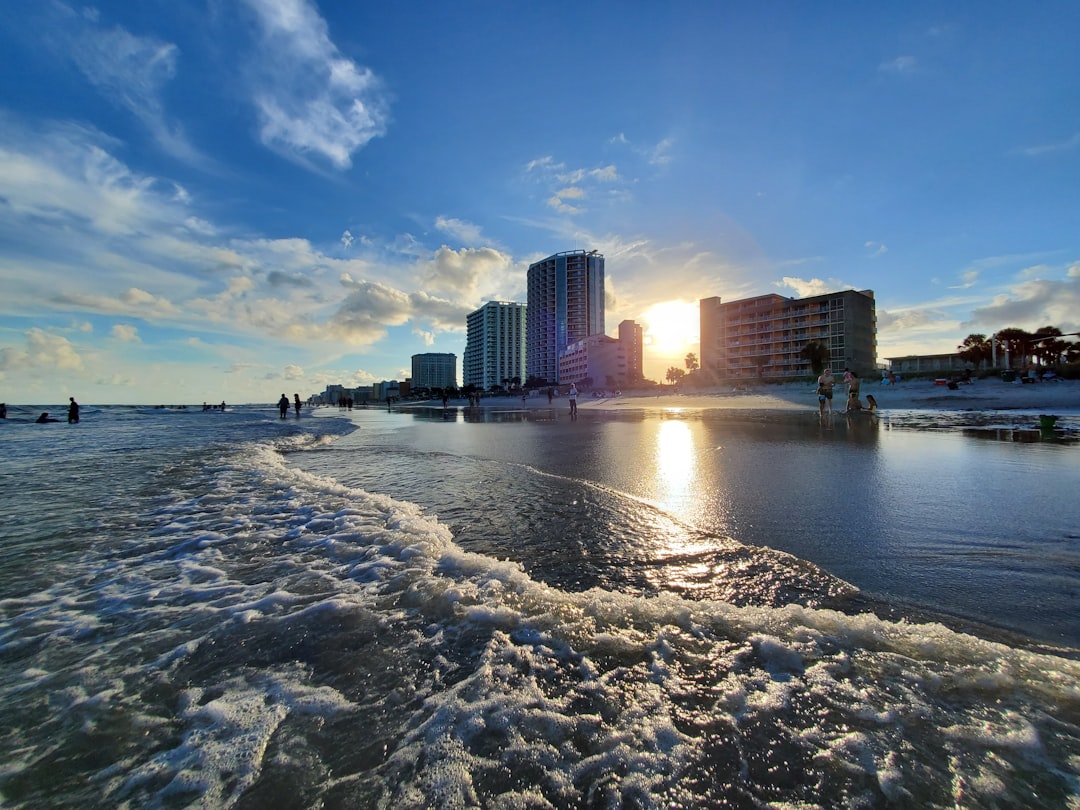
[0,2,1077,402]
[240,0,389,169]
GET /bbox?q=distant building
[323,384,346,405]
[699,289,876,380]
[372,380,400,401]
[618,319,644,382]
[559,334,628,389]
[411,353,457,390]
[886,353,972,375]
[527,250,605,385]
[463,301,527,390]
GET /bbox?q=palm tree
[957,334,992,369]
[665,367,686,386]
[993,328,1033,368]
[1031,326,1066,367]
[800,341,829,376]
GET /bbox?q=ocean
[0,402,1077,808]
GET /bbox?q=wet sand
[443,378,1080,415]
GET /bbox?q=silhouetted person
[67,397,79,424]
[294,393,302,417]
[0,403,7,419]
[36,412,59,423]
[278,394,289,419]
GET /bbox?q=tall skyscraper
[411,352,458,390]
[463,301,527,391]
[526,250,605,384]
[618,319,644,382]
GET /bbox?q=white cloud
[864,240,887,257]
[966,274,1080,333]
[54,288,181,319]
[949,269,979,289]
[412,328,436,346]
[434,216,485,246]
[1018,132,1080,157]
[420,246,511,300]
[776,276,854,298]
[879,56,917,74]
[526,155,625,216]
[241,0,390,170]
[111,324,140,342]
[55,5,205,165]
[0,328,85,373]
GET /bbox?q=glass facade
[526,250,605,385]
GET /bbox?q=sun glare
[644,301,700,355]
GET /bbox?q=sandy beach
[441,377,1080,415]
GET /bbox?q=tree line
[957,326,1079,369]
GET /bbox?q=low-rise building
[886,353,972,375]
[558,334,628,390]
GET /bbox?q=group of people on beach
[29,397,79,424]
[817,368,876,417]
[278,393,303,419]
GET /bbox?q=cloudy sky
[1,1,1077,404]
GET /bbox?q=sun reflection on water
[656,418,695,517]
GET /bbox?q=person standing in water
[816,368,835,415]
[568,383,578,417]
[293,394,302,417]
[67,397,80,424]
[278,394,289,419]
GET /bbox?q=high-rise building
[526,250,605,385]
[463,301,527,391]
[411,352,457,390]
[699,289,876,380]
[618,319,644,382]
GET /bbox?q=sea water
[0,403,1077,808]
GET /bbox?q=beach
[1,402,1077,807]
[446,377,1080,416]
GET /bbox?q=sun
[643,300,700,356]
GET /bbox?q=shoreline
[407,378,1080,416]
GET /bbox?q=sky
[1,1,1077,405]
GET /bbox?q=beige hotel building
[699,289,877,380]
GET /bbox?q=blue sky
[1,1,1077,405]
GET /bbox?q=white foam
[2,426,1077,808]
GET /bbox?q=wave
[0,433,1077,808]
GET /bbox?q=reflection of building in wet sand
[700,289,876,381]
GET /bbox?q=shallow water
[0,404,1077,808]
[307,404,1080,647]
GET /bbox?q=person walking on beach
[278,394,289,419]
[817,368,835,415]
[293,394,302,418]
[848,370,860,397]
[568,383,578,417]
[67,397,80,424]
